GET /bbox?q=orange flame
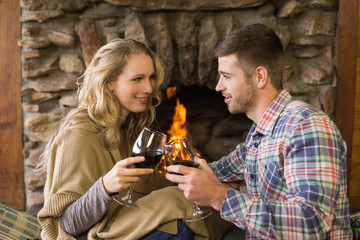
[165,87,188,141]
[158,87,188,173]
[168,98,188,142]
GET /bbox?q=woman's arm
[59,177,113,236]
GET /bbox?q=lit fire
[166,87,188,141]
[158,87,188,172]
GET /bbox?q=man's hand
[165,157,228,211]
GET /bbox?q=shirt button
[254,143,259,148]
[250,173,255,179]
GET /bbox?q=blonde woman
[36,39,215,239]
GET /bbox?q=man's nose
[215,78,224,92]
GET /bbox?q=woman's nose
[143,78,154,93]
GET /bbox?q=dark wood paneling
[349,1,360,212]
[0,0,25,210]
[336,0,358,212]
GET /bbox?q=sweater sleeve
[59,177,114,236]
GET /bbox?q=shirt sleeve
[218,116,348,239]
[208,143,245,183]
[59,177,114,236]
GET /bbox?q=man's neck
[247,89,280,124]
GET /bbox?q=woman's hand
[102,156,153,195]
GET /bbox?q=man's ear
[253,66,268,89]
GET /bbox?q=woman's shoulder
[54,116,103,145]
[68,117,100,133]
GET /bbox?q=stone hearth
[20,0,338,209]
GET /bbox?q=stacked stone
[19,0,338,209]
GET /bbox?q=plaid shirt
[209,89,352,239]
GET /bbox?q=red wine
[168,160,199,168]
[133,151,163,168]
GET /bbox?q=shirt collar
[253,89,292,137]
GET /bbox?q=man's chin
[227,106,242,114]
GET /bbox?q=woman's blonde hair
[37,38,164,175]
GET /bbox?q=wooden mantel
[0,0,24,210]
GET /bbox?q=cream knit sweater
[37,119,230,239]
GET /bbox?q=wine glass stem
[123,184,135,201]
[193,202,202,215]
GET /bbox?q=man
[165,23,353,239]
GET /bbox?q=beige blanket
[38,120,231,239]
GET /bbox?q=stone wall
[19,0,338,209]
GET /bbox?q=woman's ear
[107,81,114,92]
[253,66,268,89]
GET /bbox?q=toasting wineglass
[165,137,212,222]
[113,127,167,208]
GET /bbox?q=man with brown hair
[166,23,352,239]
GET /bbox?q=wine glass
[113,127,167,208]
[164,137,212,222]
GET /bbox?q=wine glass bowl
[132,128,166,169]
[165,138,199,168]
[113,127,167,208]
[164,137,212,222]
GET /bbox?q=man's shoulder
[283,99,328,121]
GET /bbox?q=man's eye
[223,75,230,80]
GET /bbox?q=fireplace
[20,0,339,210]
[155,85,252,162]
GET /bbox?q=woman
[36,39,213,239]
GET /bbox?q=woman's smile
[135,96,150,104]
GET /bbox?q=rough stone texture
[22,25,41,37]
[59,94,79,107]
[154,15,174,88]
[22,56,59,78]
[77,20,102,66]
[30,92,59,102]
[124,13,148,46]
[19,0,339,210]
[20,10,64,23]
[24,147,44,167]
[25,110,68,132]
[80,2,131,20]
[18,37,51,49]
[283,65,294,83]
[104,0,268,11]
[278,0,302,18]
[198,17,218,86]
[28,73,78,92]
[20,0,98,12]
[299,56,332,85]
[23,48,47,59]
[324,87,336,119]
[59,54,85,74]
[25,175,46,192]
[175,13,198,85]
[297,11,336,36]
[47,29,76,47]
[23,104,40,112]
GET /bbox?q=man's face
[215,54,256,114]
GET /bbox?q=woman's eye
[133,77,142,82]
[150,75,156,81]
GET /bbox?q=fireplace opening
[154,85,252,162]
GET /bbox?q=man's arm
[219,116,348,239]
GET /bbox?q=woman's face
[108,53,156,119]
